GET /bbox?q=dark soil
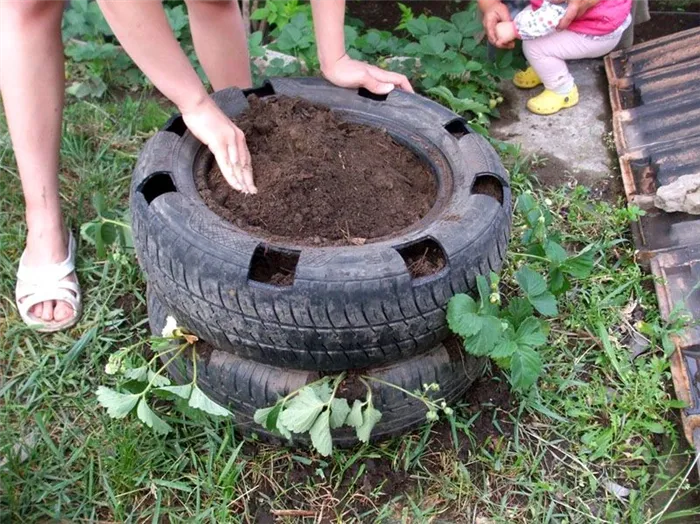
[196,95,436,246]
[248,245,299,286]
[347,0,470,30]
[632,0,700,42]
[187,334,516,521]
[636,12,700,42]
[398,239,447,278]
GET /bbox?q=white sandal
[15,232,82,333]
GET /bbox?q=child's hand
[321,55,414,95]
[181,97,256,194]
[495,21,517,47]
[482,0,515,49]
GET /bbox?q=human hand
[181,97,256,194]
[495,21,517,47]
[551,0,601,30]
[483,0,515,49]
[321,54,414,95]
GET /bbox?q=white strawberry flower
[162,315,179,338]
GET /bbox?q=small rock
[603,478,632,501]
[654,173,700,214]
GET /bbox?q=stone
[654,174,700,215]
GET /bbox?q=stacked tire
[131,78,512,445]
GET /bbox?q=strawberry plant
[255,378,454,457]
[96,318,231,434]
[448,191,596,392]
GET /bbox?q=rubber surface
[148,290,485,447]
[132,78,511,371]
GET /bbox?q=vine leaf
[447,294,483,338]
[463,316,503,356]
[515,266,558,316]
[136,399,172,435]
[158,384,193,400]
[515,317,547,348]
[309,410,333,457]
[329,398,351,429]
[346,400,365,428]
[278,387,325,433]
[95,386,139,419]
[188,386,231,417]
[356,405,382,443]
[510,347,543,391]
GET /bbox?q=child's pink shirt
[529,0,632,36]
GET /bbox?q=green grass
[1,92,699,522]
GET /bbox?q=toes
[41,301,55,322]
[54,301,74,323]
[31,302,44,319]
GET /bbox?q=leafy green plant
[448,272,548,391]
[80,194,132,260]
[396,2,415,31]
[516,192,595,295]
[255,377,454,456]
[636,305,694,357]
[62,0,197,98]
[256,2,517,124]
[269,12,318,72]
[97,318,231,435]
[251,0,312,36]
[447,189,596,391]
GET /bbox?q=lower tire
[148,289,485,446]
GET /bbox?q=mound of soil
[196,95,436,246]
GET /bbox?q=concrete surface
[492,59,619,196]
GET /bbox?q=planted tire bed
[132,77,512,371]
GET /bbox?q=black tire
[148,290,485,446]
[132,77,511,371]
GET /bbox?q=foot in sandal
[526,85,579,115]
[513,66,543,89]
[15,230,82,332]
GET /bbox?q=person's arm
[478,0,515,48]
[97,0,255,194]
[513,3,568,40]
[310,0,413,93]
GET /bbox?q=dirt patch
[114,293,141,317]
[473,175,505,204]
[196,95,436,246]
[248,245,298,286]
[398,240,447,278]
[347,0,466,31]
[531,155,624,202]
[636,12,700,43]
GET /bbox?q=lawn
[1,88,698,522]
[1,2,699,519]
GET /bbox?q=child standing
[495,0,632,115]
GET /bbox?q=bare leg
[0,0,75,323]
[185,0,253,90]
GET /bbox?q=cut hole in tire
[397,238,447,279]
[164,115,187,137]
[444,119,469,139]
[249,245,300,286]
[472,174,504,205]
[243,81,276,99]
[139,172,177,205]
[358,87,389,102]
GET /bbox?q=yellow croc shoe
[526,86,579,115]
[513,66,542,89]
